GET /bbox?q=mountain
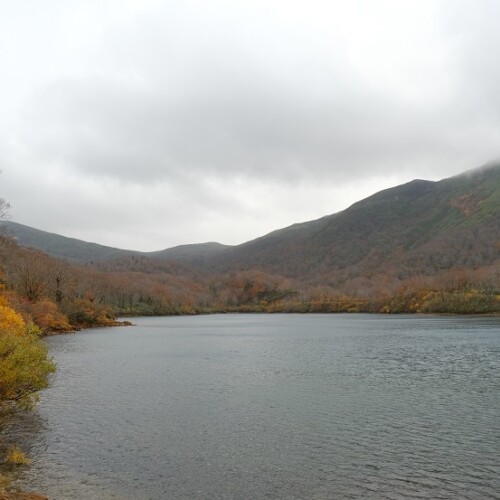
[1,221,142,263]
[1,221,233,265]
[2,163,499,283]
[150,242,233,262]
[215,162,499,281]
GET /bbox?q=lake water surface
[6,314,500,499]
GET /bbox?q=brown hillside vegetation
[0,230,498,325]
[0,163,499,327]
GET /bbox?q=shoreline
[0,491,47,500]
[43,319,133,336]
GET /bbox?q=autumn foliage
[0,303,25,336]
[0,224,498,340]
[0,297,55,409]
[30,300,72,332]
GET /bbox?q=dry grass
[4,446,31,466]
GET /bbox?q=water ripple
[3,314,499,499]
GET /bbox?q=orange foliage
[30,299,73,332]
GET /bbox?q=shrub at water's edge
[0,301,55,410]
[4,447,31,466]
[0,300,55,497]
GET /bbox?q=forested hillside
[0,163,499,327]
[212,162,499,280]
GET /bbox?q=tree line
[1,232,498,334]
[0,192,498,466]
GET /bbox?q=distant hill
[1,221,233,265]
[2,162,499,285]
[150,242,233,262]
[1,221,140,263]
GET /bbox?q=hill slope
[1,221,232,265]
[1,221,139,263]
[3,163,499,284]
[212,162,500,281]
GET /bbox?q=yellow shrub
[0,303,56,409]
[5,445,31,465]
[0,304,25,336]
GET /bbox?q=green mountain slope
[214,162,500,280]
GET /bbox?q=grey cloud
[2,0,500,249]
[19,56,476,187]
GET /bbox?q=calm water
[4,314,500,499]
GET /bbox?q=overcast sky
[1,0,499,251]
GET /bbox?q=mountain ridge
[2,221,234,264]
[2,162,499,282]
[206,163,499,280]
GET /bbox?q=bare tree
[0,197,9,220]
[0,170,11,238]
[0,199,11,246]
[5,247,50,302]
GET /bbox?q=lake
[5,314,500,499]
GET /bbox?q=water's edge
[5,314,500,499]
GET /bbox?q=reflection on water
[5,314,500,499]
